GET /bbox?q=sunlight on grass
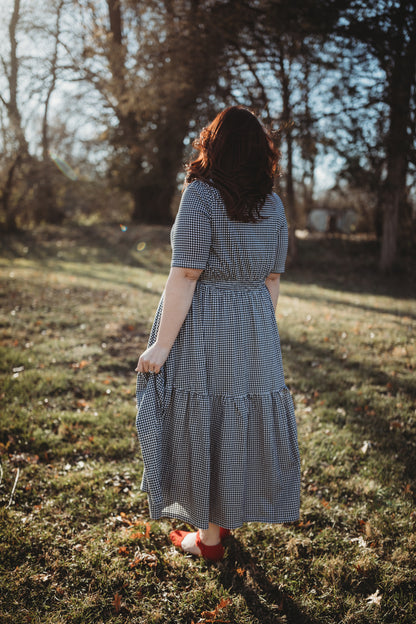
[1,226,415,623]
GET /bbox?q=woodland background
[0,0,415,271]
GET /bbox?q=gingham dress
[136,180,300,530]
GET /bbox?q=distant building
[308,208,358,233]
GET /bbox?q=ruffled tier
[136,381,300,530]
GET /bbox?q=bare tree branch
[42,0,65,159]
[234,45,272,123]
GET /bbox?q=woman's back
[171,180,288,284]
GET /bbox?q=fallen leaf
[351,536,367,549]
[361,441,371,454]
[392,346,407,357]
[113,592,122,613]
[366,589,382,606]
[118,546,129,556]
[389,420,404,430]
[71,360,90,369]
[76,399,89,409]
[129,550,158,568]
[32,573,51,582]
[201,598,232,620]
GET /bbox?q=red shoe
[169,530,225,562]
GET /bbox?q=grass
[0,224,415,624]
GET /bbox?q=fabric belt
[199,280,265,291]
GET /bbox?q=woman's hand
[135,343,170,374]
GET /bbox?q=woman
[135,106,300,562]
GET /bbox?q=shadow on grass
[2,227,415,299]
[0,223,171,271]
[283,334,416,491]
[218,536,318,624]
[286,234,415,300]
[284,288,416,322]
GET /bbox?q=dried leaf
[76,399,89,409]
[201,598,232,620]
[389,420,404,430]
[361,440,371,454]
[366,589,382,606]
[129,550,157,568]
[71,360,90,369]
[113,592,122,613]
[118,546,129,556]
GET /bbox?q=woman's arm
[135,266,202,374]
[265,272,281,311]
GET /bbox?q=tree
[0,0,70,228]
[69,0,266,224]
[244,0,355,260]
[339,0,416,270]
[0,0,29,230]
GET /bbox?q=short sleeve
[171,182,212,270]
[271,196,289,273]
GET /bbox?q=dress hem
[142,491,300,530]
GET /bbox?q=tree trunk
[379,38,415,270]
[38,0,64,224]
[1,153,21,231]
[379,111,407,271]
[379,154,407,271]
[279,48,297,264]
[132,182,175,225]
[8,0,28,154]
[0,0,25,231]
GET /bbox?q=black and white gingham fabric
[136,180,300,530]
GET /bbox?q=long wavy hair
[185,106,280,222]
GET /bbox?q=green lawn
[1,225,415,623]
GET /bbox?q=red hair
[185,106,280,222]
